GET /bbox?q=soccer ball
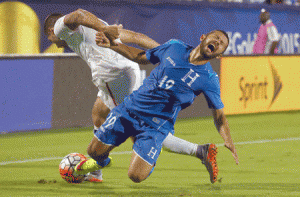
[59,153,87,184]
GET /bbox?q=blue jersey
[123,39,224,134]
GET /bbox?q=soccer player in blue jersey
[74,30,239,184]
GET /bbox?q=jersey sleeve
[203,91,224,109]
[145,39,177,65]
[53,16,73,40]
[203,76,224,109]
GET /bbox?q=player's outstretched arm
[63,9,120,45]
[119,29,160,49]
[212,108,239,165]
[96,32,150,65]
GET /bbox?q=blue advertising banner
[8,0,297,55]
[0,1,299,55]
[0,59,54,133]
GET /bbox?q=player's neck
[189,46,209,65]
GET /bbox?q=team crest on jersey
[152,117,160,124]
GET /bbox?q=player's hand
[95,31,111,48]
[103,24,123,46]
[224,142,239,165]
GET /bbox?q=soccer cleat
[74,159,101,176]
[84,170,103,183]
[74,157,113,176]
[197,143,218,184]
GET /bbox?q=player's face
[199,31,229,59]
[47,29,67,48]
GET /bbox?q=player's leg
[162,133,218,183]
[162,133,198,156]
[87,136,115,166]
[128,151,154,183]
[87,91,114,182]
[128,121,166,183]
[92,84,117,131]
[88,67,139,182]
[162,133,215,162]
[75,105,131,176]
[74,136,115,176]
[92,96,111,130]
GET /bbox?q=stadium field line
[1,137,299,166]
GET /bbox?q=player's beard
[200,43,219,60]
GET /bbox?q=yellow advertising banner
[220,56,300,115]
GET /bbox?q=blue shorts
[94,103,168,165]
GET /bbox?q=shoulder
[162,39,192,54]
[165,39,189,47]
[54,16,72,39]
[54,16,66,32]
[54,15,87,40]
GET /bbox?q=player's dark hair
[215,30,229,43]
[209,30,229,44]
[44,13,63,35]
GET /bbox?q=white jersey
[54,16,140,87]
[54,16,141,110]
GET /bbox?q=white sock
[162,133,198,156]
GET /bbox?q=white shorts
[96,67,141,110]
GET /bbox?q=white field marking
[1,137,299,166]
[215,137,300,147]
[0,151,132,166]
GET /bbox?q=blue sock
[96,157,111,168]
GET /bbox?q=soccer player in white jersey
[44,9,218,183]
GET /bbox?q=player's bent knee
[128,171,147,183]
[128,151,153,183]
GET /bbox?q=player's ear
[47,27,54,35]
[200,34,206,41]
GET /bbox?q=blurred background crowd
[0,0,299,56]
[134,0,299,5]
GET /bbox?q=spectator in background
[253,9,280,55]
[284,0,300,5]
[265,0,283,4]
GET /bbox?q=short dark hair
[209,30,230,44]
[44,13,63,35]
[216,30,229,43]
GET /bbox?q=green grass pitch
[1,111,299,196]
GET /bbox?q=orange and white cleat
[197,143,218,184]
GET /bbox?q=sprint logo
[239,59,283,109]
[268,59,283,109]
